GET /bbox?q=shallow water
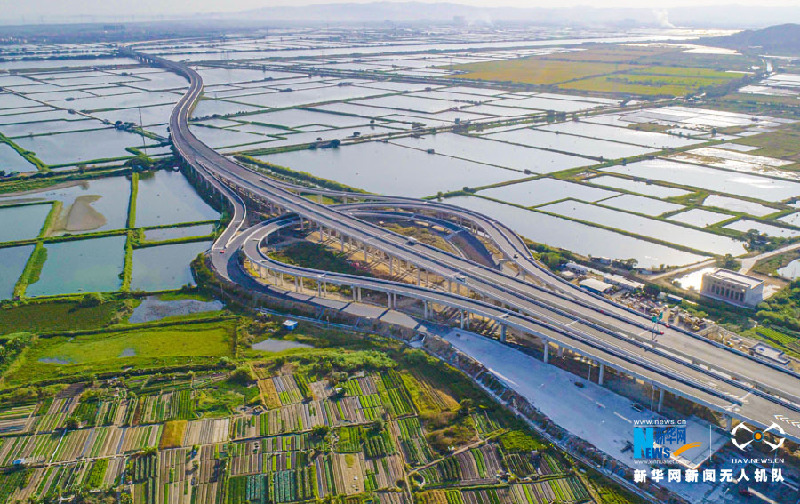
[135,171,219,227]
[0,245,33,299]
[27,235,126,297]
[252,339,312,352]
[131,241,212,292]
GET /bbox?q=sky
[7,0,800,21]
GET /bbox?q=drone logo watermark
[731,422,785,452]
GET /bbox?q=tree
[79,292,104,307]
[229,366,254,385]
[65,416,79,430]
[644,284,661,298]
[312,425,330,439]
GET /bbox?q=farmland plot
[0,404,36,435]
[378,491,412,504]
[395,417,434,466]
[273,374,306,405]
[195,444,225,504]
[364,454,405,490]
[120,424,163,452]
[261,400,326,435]
[182,418,229,446]
[52,428,93,462]
[34,396,78,432]
[157,448,192,504]
[231,414,261,440]
[136,390,195,424]
[87,426,126,457]
[510,477,591,503]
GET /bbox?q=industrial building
[700,269,764,308]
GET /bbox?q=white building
[700,269,763,308]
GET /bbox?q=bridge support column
[598,363,605,386]
[424,301,429,319]
[389,257,393,276]
[657,388,665,413]
[317,282,322,298]
[543,340,549,364]
[417,268,421,286]
[500,325,507,342]
[725,414,733,431]
[340,235,345,252]
[294,277,300,292]
[363,245,368,262]
[558,346,564,359]
[357,287,362,302]
[448,279,452,292]
[460,310,465,329]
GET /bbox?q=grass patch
[3,319,234,385]
[499,430,547,452]
[0,300,121,335]
[450,59,633,85]
[270,241,370,277]
[159,419,187,449]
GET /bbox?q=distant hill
[703,24,800,54]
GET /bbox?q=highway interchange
[126,47,800,445]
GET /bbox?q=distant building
[700,269,763,308]
[603,274,643,292]
[565,262,588,275]
[749,342,790,367]
[580,278,613,295]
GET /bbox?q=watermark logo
[731,422,785,452]
[633,424,701,460]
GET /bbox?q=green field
[450,43,748,97]
[4,319,234,384]
[0,300,122,335]
[451,59,633,85]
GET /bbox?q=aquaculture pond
[0,204,51,243]
[0,245,33,299]
[135,171,220,228]
[702,195,776,217]
[446,196,706,269]
[540,200,746,256]
[391,133,590,173]
[0,176,132,235]
[587,176,691,199]
[668,209,734,228]
[723,219,800,238]
[131,241,212,292]
[0,143,36,172]
[14,128,145,166]
[598,194,683,217]
[143,223,215,242]
[487,128,654,159]
[605,159,800,203]
[259,141,523,197]
[477,179,618,207]
[26,235,126,297]
[778,260,800,279]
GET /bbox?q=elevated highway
[125,47,800,444]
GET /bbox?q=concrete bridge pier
[598,363,605,386]
[543,339,550,363]
[500,324,507,342]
